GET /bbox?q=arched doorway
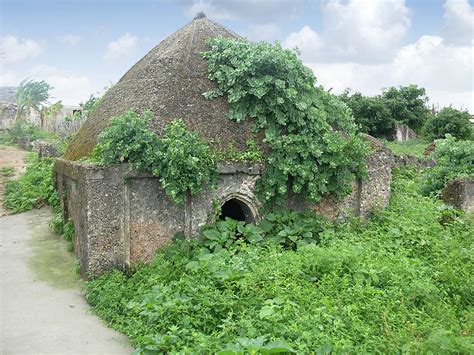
[219,197,256,223]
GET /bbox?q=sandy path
[0,207,132,354]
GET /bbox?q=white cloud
[1,35,43,64]
[284,0,410,63]
[103,33,139,63]
[442,0,474,46]
[28,65,95,105]
[283,26,321,61]
[306,36,474,112]
[1,65,95,105]
[58,34,82,46]
[282,0,473,112]
[247,23,281,41]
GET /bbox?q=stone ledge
[441,177,474,213]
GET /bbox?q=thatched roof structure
[64,13,257,160]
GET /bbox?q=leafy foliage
[381,85,430,132]
[85,168,473,353]
[15,79,52,121]
[0,119,59,147]
[3,154,74,247]
[0,166,15,177]
[423,107,472,141]
[203,39,368,204]
[92,111,217,204]
[3,154,58,213]
[339,90,394,137]
[152,120,218,204]
[215,140,263,162]
[421,135,473,196]
[201,210,328,252]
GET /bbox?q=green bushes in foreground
[3,154,59,213]
[85,169,473,354]
[2,154,73,246]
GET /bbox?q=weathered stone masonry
[54,139,393,278]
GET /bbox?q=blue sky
[1,0,473,112]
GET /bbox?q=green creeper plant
[92,111,217,204]
[202,39,368,205]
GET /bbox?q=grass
[85,168,473,354]
[0,166,15,178]
[383,138,430,158]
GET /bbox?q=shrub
[381,85,430,132]
[201,209,329,252]
[3,154,58,213]
[92,111,217,204]
[85,168,473,353]
[339,90,394,138]
[203,39,368,205]
[0,120,60,147]
[423,107,472,141]
[421,135,474,196]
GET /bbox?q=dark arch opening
[219,198,253,222]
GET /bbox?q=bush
[382,85,430,132]
[3,154,58,213]
[85,169,473,353]
[0,120,60,148]
[92,111,217,204]
[423,107,472,141]
[421,135,474,196]
[339,90,394,138]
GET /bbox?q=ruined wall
[287,135,394,219]
[393,122,418,142]
[442,177,474,213]
[55,138,394,277]
[54,160,262,277]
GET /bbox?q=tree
[339,90,394,138]
[15,79,52,121]
[423,107,472,141]
[381,85,430,132]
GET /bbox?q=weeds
[85,168,473,353]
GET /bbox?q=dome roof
[64,15,257,160]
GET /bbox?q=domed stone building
[55,14,394,277]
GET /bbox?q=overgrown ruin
[54,14,394,277]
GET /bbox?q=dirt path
[0,207,132,354]
[0,145,29,216]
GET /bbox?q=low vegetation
[85,168,473,353]
[383,138,429,158]
[421,135,474,196]
[2,153,73,246]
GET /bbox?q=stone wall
[54,137,394,278]
[393,122,418,142]
[441,178,474,213]
[54,160,263,277]
[0,104,84,136]
[286,134,394,219]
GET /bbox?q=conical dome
[64,15,256,160]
